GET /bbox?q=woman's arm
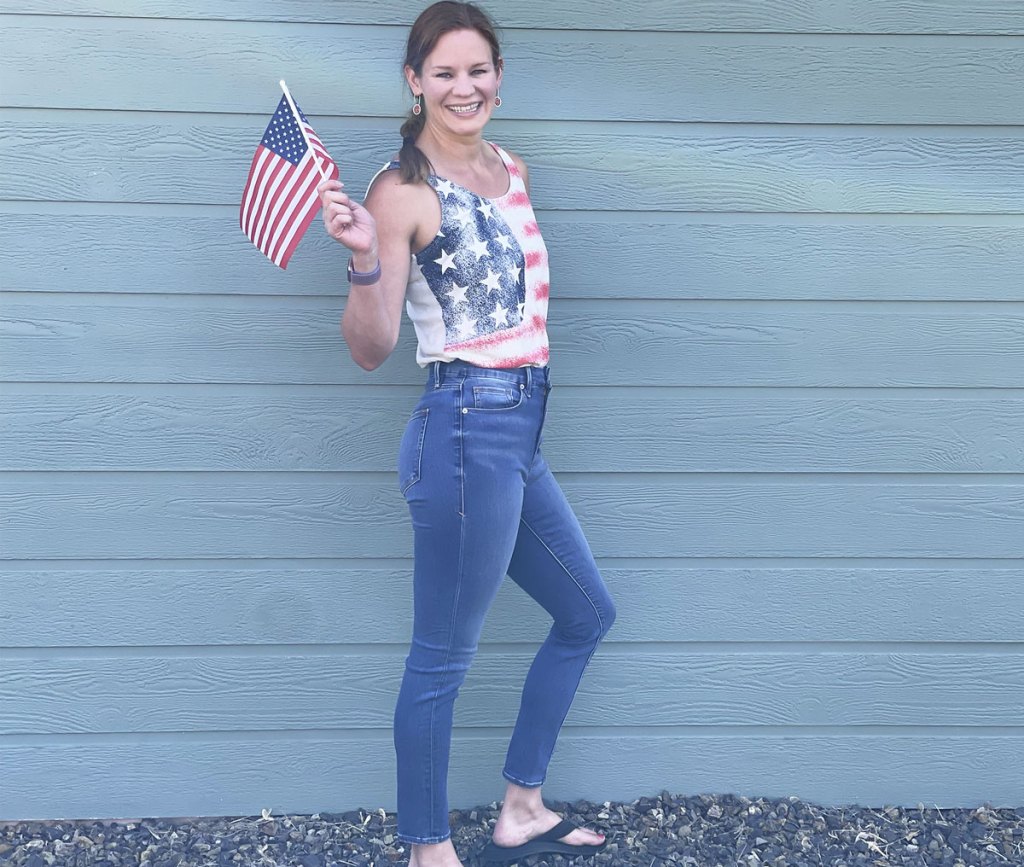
[318,172,422,370]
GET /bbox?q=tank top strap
[487,142,525,196]
[365,159,402,198]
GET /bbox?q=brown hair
[399,1,502,183]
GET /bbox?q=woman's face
[406,28,502,137]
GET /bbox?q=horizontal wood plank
[5,389,1024,473]
[3,1,1024,34]
[4,651,1023,735]
[4,295,1024,387]
[1,735,1020,821]
[4,477,1024,559]
[6,212,1024,301]
[5,117,1024,213]
[4,18,1023,123]
[3,567,1021,647]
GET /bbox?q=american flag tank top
[367,142,550,369]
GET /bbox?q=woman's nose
[453,75,476,96]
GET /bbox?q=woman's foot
[492,783,606,849]
[407,838,463,867]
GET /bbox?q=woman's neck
[416,125,491,175]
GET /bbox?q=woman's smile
[447,101,482,115]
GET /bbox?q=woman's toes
[562,826,605,845]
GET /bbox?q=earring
[494,91,502,108]
[412,94,422,116]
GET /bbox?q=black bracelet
[347,257,381,285]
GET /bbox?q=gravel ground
[2,791,1022,867]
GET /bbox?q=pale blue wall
[1,1,1023,820]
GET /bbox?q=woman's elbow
[341,325,397,371]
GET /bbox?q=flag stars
[453,313,477,339]
[453,206,476,230]
[469,238,489,261]
[448,282,468,305]
[476,200,495,220]
[490,305,510,328]
[435,248,457,274]
[494,233,512,250]
[435,178,457,198]
[481,268,503,293]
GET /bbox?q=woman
[317,3,616,864]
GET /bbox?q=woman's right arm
[318,172,421,371]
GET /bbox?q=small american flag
[240,94,338,269]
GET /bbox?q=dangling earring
[412,94,422,116]
[494,91,502,108]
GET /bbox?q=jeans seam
[518,517,604,626]
[398,830,452,844]
[506,516,607,785]
[503,769,544,787]
[457,381,465,517]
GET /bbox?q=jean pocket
[398,407,429,495]
[470,384,525,412]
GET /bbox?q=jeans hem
[397,829,452,844]
[503,769,545,787]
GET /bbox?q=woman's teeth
[449,103,481,114]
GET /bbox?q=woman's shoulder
[365,156,430,203]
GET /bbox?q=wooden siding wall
[1,1,1023,820]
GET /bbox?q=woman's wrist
[349,249,379,273]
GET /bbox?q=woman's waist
[427,358,550,391]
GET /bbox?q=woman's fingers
[317,182,377,253]
[317,178,344,197]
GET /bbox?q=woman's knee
[557,594,615,645]
[600,597,616,637]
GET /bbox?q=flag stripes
[240,94,338,270]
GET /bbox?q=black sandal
[477,817,608,864]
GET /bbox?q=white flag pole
[279,79,330,181]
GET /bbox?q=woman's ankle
[501,780,544,815]
[408,837,461,867]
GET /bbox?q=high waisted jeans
[392,360,617,844]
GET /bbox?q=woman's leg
[487,449,616,851]
[501,450,617,790]
[392,370,541,845]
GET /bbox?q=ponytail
[398,109,432,184]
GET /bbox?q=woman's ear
[404,65,420,97]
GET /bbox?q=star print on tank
[414,182,527,346]
[365,142,550,369]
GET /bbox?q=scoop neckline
[428,142,512,203]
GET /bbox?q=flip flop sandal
[477,817,608,864]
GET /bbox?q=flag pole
[279,79,330,181]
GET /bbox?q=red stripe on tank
[535,282,550,300]
[525,250,546,267]
[446,317,545,352]
[506,191,530,207]
[523,221,540,236]
[496,346,549,367]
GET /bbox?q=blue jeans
[392,360,617,844]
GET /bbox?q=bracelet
[347,257,381,285]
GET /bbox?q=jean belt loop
[432,360,441,389]
[525,364,532,396]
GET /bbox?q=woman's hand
[318,178,378,258]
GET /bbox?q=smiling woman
[314,3,617,866]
